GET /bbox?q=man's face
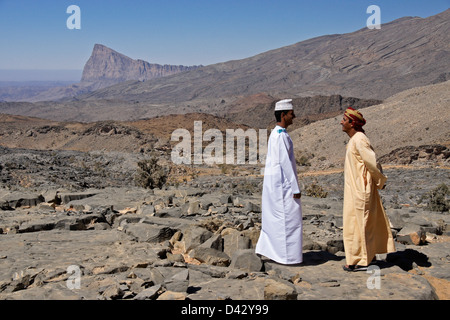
[283,110,296,127]
[341,115,353,133]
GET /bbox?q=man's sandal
[342,265,368,272]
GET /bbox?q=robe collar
[275,125,286,134]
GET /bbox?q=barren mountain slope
[77,10,450,105]
[289,80,450,169]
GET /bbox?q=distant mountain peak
[81,44,201,86]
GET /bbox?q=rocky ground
[0,147,448,301]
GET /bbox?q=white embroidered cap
[275,99,293,111]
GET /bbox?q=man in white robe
[255,99,303,264]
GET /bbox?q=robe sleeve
[355,134,387,189]
[278,133,301,194]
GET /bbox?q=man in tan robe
[341,107,396,271]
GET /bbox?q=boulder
[263,278,297,300]
[397,225,427,245]
[133,285,162,300]
[198,234,223,251]
[229,249,263,272]
[123,224,177,243]
[157,291,187,300]
[0,193,45,209]
[182,200,202,216]
[188,247,231,267]
[58,191,97,204]
[223,231,252,258]
[244,201,261,213]
[182,226,213,253]
[164,269,189,292]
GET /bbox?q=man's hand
[293,193,301,199]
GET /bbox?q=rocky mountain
[78,9,450,105]
[0,93,381,125]
[81,44,201,88]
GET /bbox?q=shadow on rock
[259,250,344,270]
[381,249,432,271]
[301,251,345,266]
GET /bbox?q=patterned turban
[344,107,366,132]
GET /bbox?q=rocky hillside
[0,92,381,124]
[289,80,450,170]
[224,94,382,130]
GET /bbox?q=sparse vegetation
[298,155,311,167]
[305,182,328,198]
[419,183,449,212]
[135,155,168,189]
[218,164,232,174]
[295,150,314,167]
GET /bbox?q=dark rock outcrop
[378,145,450,165]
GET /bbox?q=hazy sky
[0,0,448,81]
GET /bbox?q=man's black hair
[274,110,290,122]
